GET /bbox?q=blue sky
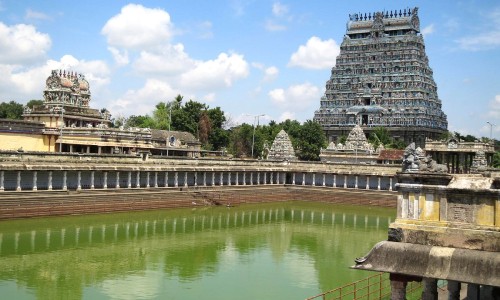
[0,0,499,139]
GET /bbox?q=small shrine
[320,125,379,163]
[267,130,297,161]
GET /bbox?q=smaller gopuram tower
[313,8,448,148]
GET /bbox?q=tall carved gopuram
[313,8,447,148]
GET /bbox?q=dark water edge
[0,201,395,300]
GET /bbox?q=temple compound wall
[313,8,448,148]
[0,151,398,192]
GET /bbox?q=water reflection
[0,202,394,300]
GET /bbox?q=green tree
[369,127,392,149]
[26,99,44,108]
[492,151,500,168]
[228,124,254,158]
[0,101,24,119]
[126,115,155,128]
[296,120,327,161]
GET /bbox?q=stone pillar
[389,177,393,191]
[270,172,274,184]
[154,172,158,188]
[228,172,232,186]
[292,173,295,185]
[136,171,140,188]
[220,172,223,186]
[16,171,21,191]
[276,172,280,184]
[48,171,52,191]
[103,172,108,189]
[0,171,4,191]
[264,172,267,184]
[98,146,102,154]
[390,279,407,300]
[203,172,207,186]
[116,172,121,189]
[146,172,150,188]
[86,146,90,153]
[366,176,370,190]
[69,145,73,153]
[62,171,67,191]
[250,172,254,185]
[467,284,480,300]
[377,176,381,190]
[235,172,239,186]
[322,173,326,186]
[174,172,179,187]
[211,172,215,186]
[421,278,438,300]
[257,172,260,185]
[447,281,461,300]
[194,172,198,187]
[243,172,246,185]
[165,172,168,187]
[355,175,358,189]
[312,173,316,186]
[32,171,38,191]
[76,171,81,190]
[90,171,95,189]
[333,174,336,187]
[184,172,188,187]
[127,171,131,188]
[344,175,347,188]
[302,173,305,185]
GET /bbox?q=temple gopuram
[1,70,200,156]
[313,7,448,148]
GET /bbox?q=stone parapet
[393,173,500,251]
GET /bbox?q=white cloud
[0,22,51,64]
[264,66,279,82]
[108,79,180,116]
[25,8,52,21]
[272,2,289,17]
[197,21,213,39]
[288,36,340,69]
[133,44,195,75]
[202,93,216,102]
[421,24,435,37]
[108,47,129,66]
[456,8,500,51]
[279,111,295,122]
[268,82,321,111]
[180,52,249,90]
[101,4,173,50]
[265,20,286,32]
[487,94,500,120]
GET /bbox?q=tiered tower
[313,8,447,147]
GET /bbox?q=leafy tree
[228,124,253,157]
[198,111,212,145]
[296,120,327,161]
[26,99,44,108]
[126,115,155,128]
[493,151,500,168]
[0,101,23,119]
[153,102,169,130]
[369,127,392,149]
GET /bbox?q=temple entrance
[362,115,369,125]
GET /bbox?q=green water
[0,201,394,300]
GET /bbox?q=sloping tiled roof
[150,129,198,143]
[378,149,404,161]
